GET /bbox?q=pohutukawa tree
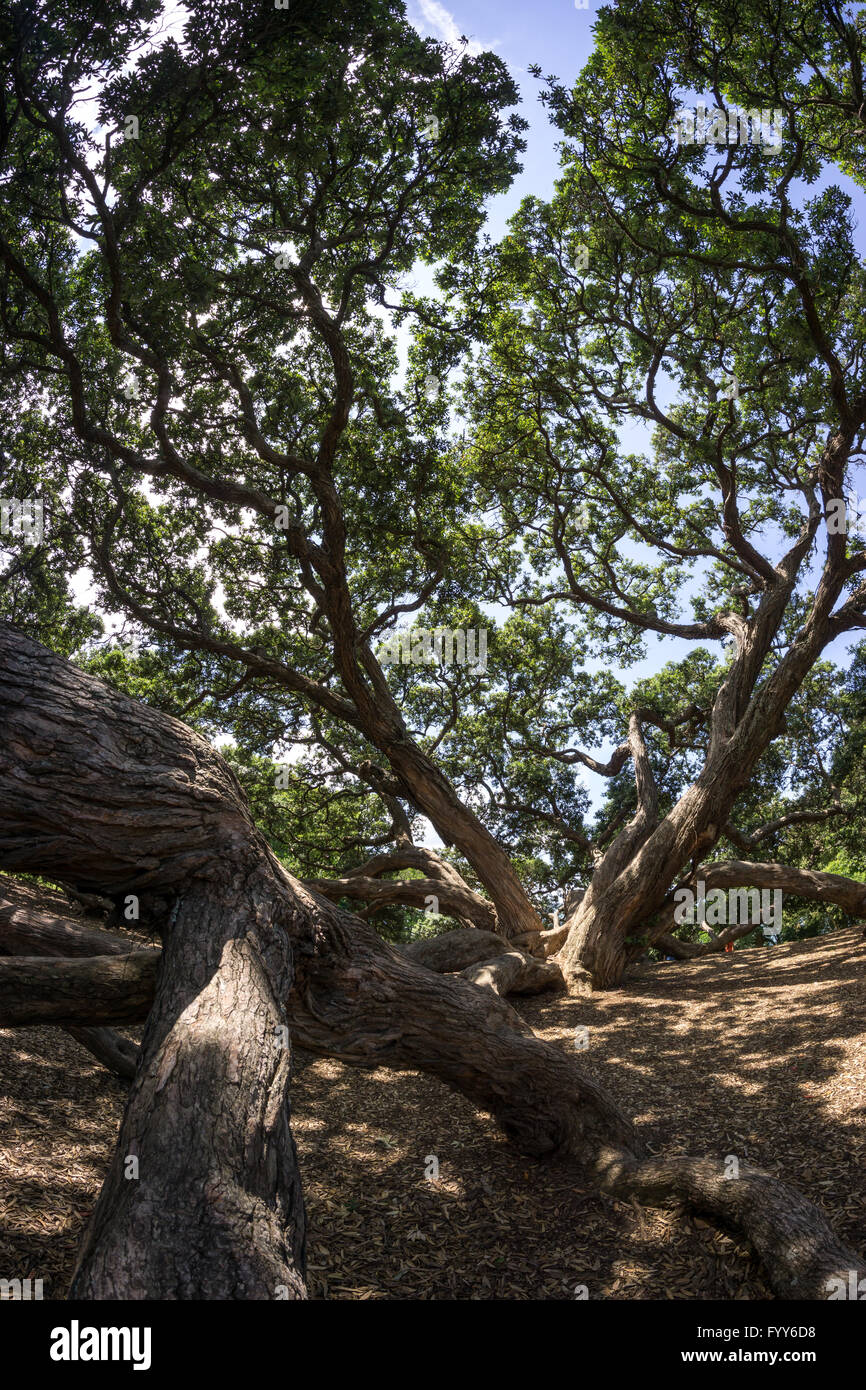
[3,0,866,986]
[1,0,866,1298]
[436,0,866,987]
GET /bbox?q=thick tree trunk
[9,877,862,1300]
[70,869,307,1300]
[0,623,307,1299]
[1,622,863,1300]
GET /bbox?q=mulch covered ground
[1,926,864,1299]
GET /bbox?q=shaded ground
[1,926,864,1299]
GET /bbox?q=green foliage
[2,0,866,942]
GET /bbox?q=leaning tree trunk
[557,769,772,990]
[0,625,307,1299]
[557,576,848,990]
[1,621,864,1300]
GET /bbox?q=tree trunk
[644,861,866,961]
[558,570,849,989]
[346,705,546,941]
[460,950,565,996]
[402,927,520,972]
[1,879,143,1077]
[70,869,307,1300]
[0,623,307,1300]
[0,950,159,1025]
[66,1025,140,1080]
[1,621,863,1300]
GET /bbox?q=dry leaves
[1,926,864,1300]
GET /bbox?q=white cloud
[411,0,492,57]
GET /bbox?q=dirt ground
[1,925,864,1300]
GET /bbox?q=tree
[2,0,866,1296]
[441,0,866,984]
[5,0,866,992]
[4,0,866,993]
[0,0,551,944]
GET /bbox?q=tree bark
[7,877,862,1300]
[1,879,144,1076]
[558,530,854,990]
[0,950,158,1026]
[402,926,518,972]
[402,928,565,993]
[306,872,497,932]
[460,950,565,996]
[646,861,866,959]
[66,1025,140,1080]
[0,885,136,957]
[69,869,307,1300]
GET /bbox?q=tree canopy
[2,0,866,974]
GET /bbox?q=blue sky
[407,0,595,234]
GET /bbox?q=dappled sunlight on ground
[1,927,863,1299]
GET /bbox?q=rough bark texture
[402,928,565,993]
[1,878,143,1076]
[460,950,566,997]
[0,884,137,957]
[0,950,158,1025]
[1,622,863,1301]
[28,867,860,1301]
[69,868,307,1301]
[308,872,496,932]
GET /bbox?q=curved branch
[304,871,497,934]
[647,860,866,947]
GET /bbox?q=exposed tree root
[66,1025,140,1080]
